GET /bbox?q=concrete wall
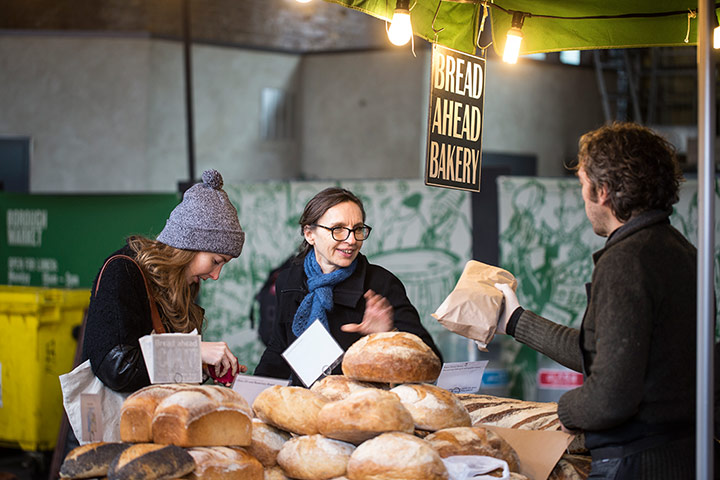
[0,34,605,192]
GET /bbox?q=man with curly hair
[496,122,697,479]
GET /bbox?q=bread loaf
[390,384,471,431]
[310,375,379,402]
[317,389,414,444]
[252,386,328,435]
[548,454,591,480]
[342,332,441,384]
[59,442,132,479]
[107,443,194,480]
[424,426,520,472]
[345,432,448,480]
[276,435,355,480]
[457,393,586,453]
[185,447,263,480]
[152,385,252,447]
[120,384,190,442]
[247,418,291,467]
[263,466,290,480]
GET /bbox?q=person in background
[82,169,247,394]
[254,187,441,383]
[495,123,698,479]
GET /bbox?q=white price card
[80,393,104,442]
[281,319,344,387]
[232,375,290,405]
[139,331,202,384]
[436,360,489,394]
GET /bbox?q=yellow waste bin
[0,286,90,451]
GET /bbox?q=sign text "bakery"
[425,44,485,192]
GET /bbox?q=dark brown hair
[297,187,366,258]
[574,122,683,222]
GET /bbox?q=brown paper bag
[432,260,516,350]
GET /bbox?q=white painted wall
[0,34,605,192]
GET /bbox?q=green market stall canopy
[325,0,717,55]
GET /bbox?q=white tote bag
[59,359,128,443]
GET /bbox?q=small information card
[139,332,202,384]
[80,393,103,442]
[232,375,290,405]
[435,360,489,394]
[281,319,344,387]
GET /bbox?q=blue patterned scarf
[292,248,358,336]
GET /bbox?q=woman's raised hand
[200,341,247,385]
[341,289,394,334]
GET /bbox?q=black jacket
[254,253,442,384]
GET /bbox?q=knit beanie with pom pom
[157,169,245,257]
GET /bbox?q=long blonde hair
[127,235,204,334]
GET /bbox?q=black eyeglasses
[312,224,372,241]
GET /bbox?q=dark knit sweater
[82,245,157,392]
[511,210,696,453]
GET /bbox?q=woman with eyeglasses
[254,187,441,383]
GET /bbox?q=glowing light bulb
[388,9,412,46]
[503,28,523,64]
[714,24,720,49]
[296,0,312,3]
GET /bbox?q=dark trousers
[588,434,695,480]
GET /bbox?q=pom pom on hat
[157,169,245,257]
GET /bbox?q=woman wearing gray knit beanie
[81,169,246,398]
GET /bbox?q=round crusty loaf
[152,385,253,447]
[186,447,263,480]
[247,418,291,467]
[107,443,195,480]
[310,375,380,402]
[390,383,471,431]
[346,432,448,480]
[60,442,132,479]
[253,386,329,435]
[276,434,355,480]
[342,332,441,384]
[264,466,290,480]
[120,383,191,442]
[424,426,520,472]
[317,389,414,444]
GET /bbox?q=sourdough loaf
[59,442,132,479]
[390,384,471,431]
[107,443,194,480]
[151,385,252,447]
[317,388,414,444]
[424,426,520,472]
[252,386,328,435]
[310,375,379,402]
[457,393,586,452]
[263,466,290,480]
[345,432,448,480]
[548,454,591,480]
[247,418,291,467]
[342,332,441,384]
[120,384,190,442]
[185,447,263,480]
[276,434,355,480]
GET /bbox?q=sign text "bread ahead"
[425,45,485,192]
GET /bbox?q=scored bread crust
[310,375,380,402]
[151,385,252,447]
[186,446,263,480]
[107,443,195,480]
[346,432,448,480]
[120,384,191,442]
[390,384,471,431]
[341,332,441,384]
[424,426,520,472]
[246,418,291,467]
[252,386,328,435]
[276,434,355,480]
[317,389,414,444]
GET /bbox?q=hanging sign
[425,44,485,192]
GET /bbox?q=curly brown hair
[127,235,204,334]
[574,122,683,222]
